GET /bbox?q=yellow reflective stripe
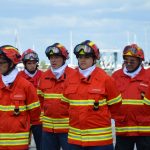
[40,91,44,97]
[43,122,69,129]
[107,94,122,105]
[4,46,18,52]
[43,93,63,99]
[116,126,150,132]
[70,126,112,135]
[61,95,70,103]
[68,132,112,142]
[62,96,107,106]
[0,105,26,112]
[69,99,106,106]
[43,116,69,123]
[143,97,150,105]
[37,89,42,95]
[122,99,144,105]
[0,132,29,139]
[0,139,28,146]
[27,101,40,110]
[40,111,44,121]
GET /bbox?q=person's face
[78,55,94,70]
[124,56,140,72]
[0,58,9,75]
[49,55,64,69]
[25,60,37,72]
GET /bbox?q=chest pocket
[40,78,53,90]
[10,90,26,115]
[116,79,129,93]
[64,85,78,99]
[88,87,106,101]
[138,82,149,99]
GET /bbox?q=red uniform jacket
[19,70,43,108]
[62,67,122,146]
[112,67,150,136]
[0,73,41,150]
[39,66,76,133]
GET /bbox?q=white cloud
[1,0,150,61]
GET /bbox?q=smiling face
[123,56,140,72]
[49,55,64,69]
[78,55,94,70]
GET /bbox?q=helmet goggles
[74,44,93,55]
[124,47,138,55]
[123,45,144,60]
[46,46,61,56]
[24,52,38,60]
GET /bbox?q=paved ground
[29,135,36,150]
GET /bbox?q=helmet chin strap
[25,66,37,74]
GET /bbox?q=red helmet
[0,45,21,64]
[123,44,144,60]
[22,49,39,62]
[74,40,100,60]
[45,43,69,59]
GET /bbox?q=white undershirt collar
[2,68,19,86]
[79,65,96,78]
[51,63,67,79]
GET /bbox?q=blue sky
[0,0,150,64]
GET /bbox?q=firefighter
[112,44,150,150]
[61,40,122,150]
[0,45,41,150]
[20,49,43,150]
[39,43,76,150]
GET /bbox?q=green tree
[39,60,48,70]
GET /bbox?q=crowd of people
[0,41,150,150]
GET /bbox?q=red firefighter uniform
[39,66,75,133]
[62,67,122,147]
[0,73,41,150]
[19,70,43,107]
[112,67,150,136]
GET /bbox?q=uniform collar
[78,66,97,83]
[123,65,142,78]
[46,66,67,81]
[24,69,37,78]
[0,76,5,89]
[79,65,96,78]
[121,66,145,80]
[2,68,18,86]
